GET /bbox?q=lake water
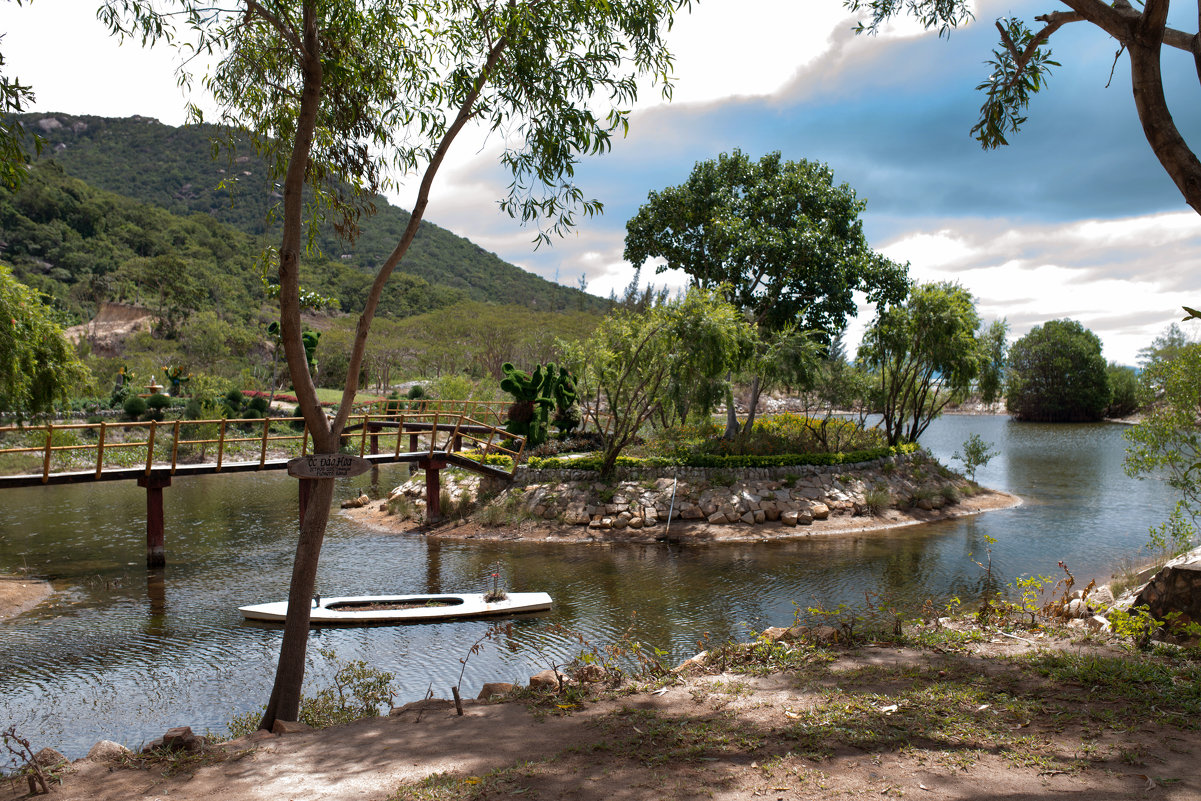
[0,415,1178,757]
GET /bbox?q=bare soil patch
[0,575,52,620]
[10,630,1198,801]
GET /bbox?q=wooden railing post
[216,418,227,471]
[145,421,157,475]
[95,422,107,479]
[41,424,53,484]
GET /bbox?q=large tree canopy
[1005,319,1111,422]
[102,0,690,730]
[624,150,908,337]
[623,149,908,434]
[847,0,1201,214]
[0,263,90,417]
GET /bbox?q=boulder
[528,669,563,691]
[85,740,131,763]
[1064,598,1089,619]
[1134,563,1201,623]
[390,698,454,716]
[1091,585,1116,607]
[740,511,756,525]
[781,511,798,527]
[810,503,830,521]
[671,650,708,674]
[572,664,607,683]
[32,747,67,768]
[477,682,515,700]
[707,512,728,525]
[1085,615,1111,632]
[340,493,371,509]
[271,720,312,735]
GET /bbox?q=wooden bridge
[0,405,524,567]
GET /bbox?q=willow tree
[102,0,690,730]
[0,264,90,418]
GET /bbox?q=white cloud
[881,211,1201,364]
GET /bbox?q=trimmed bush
[123,395,148,420]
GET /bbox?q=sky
[2,0,1200,364]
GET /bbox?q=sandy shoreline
[344,487,1023,544]
[0,574,53,620]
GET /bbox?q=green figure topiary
[500,362,580,447]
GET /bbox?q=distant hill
[0,162,461,325]
[18,113,604,313]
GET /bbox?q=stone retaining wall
[390,451,973,532]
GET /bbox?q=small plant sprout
[453,622,513,715]
[484,563,507,603]
[1146,501,1198,558]
[969,535,997,580]
[953,434,998,482]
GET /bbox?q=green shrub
[123,395,147,420]
[145,393,172,411]
[226,648,394,739]
[248,396,269,413]
[863,484,891,515]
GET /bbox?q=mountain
[18,112,604,313]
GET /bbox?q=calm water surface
[0,415,1177,756]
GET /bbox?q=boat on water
[238,592,553,626]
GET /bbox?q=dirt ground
[0,576,51,621]
[348,489,1022,544]
[6,630,1198,801]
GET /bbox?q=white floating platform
[239,592,553,626]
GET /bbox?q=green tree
[0,264,90,417]
[1005,319,1110,422]
[859,282,985,446]
[977,319,1008,405]
[846,0,1201,215]
[103,0,688,731]
[623,150,909,436]
[1105,362,1140,418]
[1126,341,1201,516]
[565,288,753,477]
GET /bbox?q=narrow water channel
[0,415,1176,757]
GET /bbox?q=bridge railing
[0,411,523,483]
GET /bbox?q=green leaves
[970,18,1060,149]
[625,149,907,338]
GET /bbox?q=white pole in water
[665,467,679,536]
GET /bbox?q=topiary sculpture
[501,362,581,448]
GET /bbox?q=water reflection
[0,417,1182,757]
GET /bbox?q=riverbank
[0,575,51,620]
[11,617,1198,801]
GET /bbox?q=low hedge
[526,443,919,472]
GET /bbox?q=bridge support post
[417,456,448,524]
[137,475,171,568]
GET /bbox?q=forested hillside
[17,113,603,313]
[0,163,462,325]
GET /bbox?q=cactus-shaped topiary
[500,362,582,447]
[549,367,580,439]
[500,362,555,447]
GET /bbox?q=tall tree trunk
[743,375,763,434]
[723,373,739,439]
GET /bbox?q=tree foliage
[1125,341,1201,517]
[1005,319,1110,422]
[102,0,691,731]
[624,149,908,434]
[846,0,1201,215]
[0,264,90,417]
[566,288,753,476]
[1105,362,1140,419]
[859,282,985,445]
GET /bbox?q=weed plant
[226,648,394,739]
